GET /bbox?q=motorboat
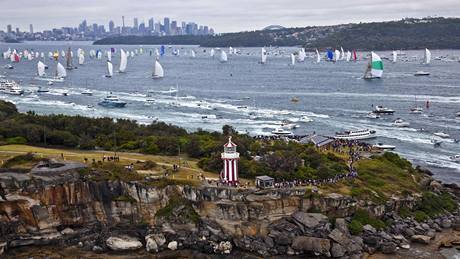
[0,80,24,95]
[366,112,380,119]
[393,118,410,127]
[81,90,93,96]
[450,155,460,163]
[372,143,396,150]
[271,128,293,135]
[433,132,450,139]
[4,64,13,69]
[291,97,300,103]
[410,107,423,114]
[456,112,460,117]
[98,95,127,108]
[62,91,69,96]
[373,106,395,115]
[37,86,49,93]
[299,116,313,122]
[431,139,442,147]
[334,129,377,140]
[414,71,430,76]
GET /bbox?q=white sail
[56,62,67,78]
[364,52,384,79]
[392,51,398,63]
[210,48,215,57]
[78,53,85,65]
[107,51,112,62]
[61,50,66,58]
[298,48,306,62]
[424,48,431,64]
[155,48,160,56]
[346,51,352,62]
[229,47,234,55]
[152,60,164,78]
[191,50,196,58]
[290,54,296,66]
[130,51,135,58]
[48,52,53,59]
[27,53,33,61]
[40,52,45,58]
[107,61,113,77]
[261,47,267,64]
[119,49,128,73]
[10,52,15,62]
[334,50,341,62]
[316,49,321,63]
[340,47,345,60]
[219,50,228,63]
[96,51,102,60]
[35,52,39,58]
[37,61,46,77]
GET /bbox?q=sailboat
[210,48,215,57]
[119,49,128,73]
[78,53,85,65]
[315,49,321,63]
[107,50,112,62]
[346,51,352,62]
[219,50,228,63]
[340,47,345,60]
[152,59,164,79]
[327,50,334,61]
[297,48,306,62]
[65,48,73,70]
[106,61,113,78]
[423,48,431,64]
[353,50,357,61]
[37,61,46,77]
[191,50,196,58]
[260,47,267,64]
[334,49,340,62]
[363,52,383,79]
[410,95,423,114]
[290,54,296,66]
[392,51,398,63]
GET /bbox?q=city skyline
[0,0,460,33]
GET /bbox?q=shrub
[352,209,386,230]
[6,136,27,145]
[349,220,363,235]
[414,210,429,222]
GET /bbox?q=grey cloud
[0,0,459,32]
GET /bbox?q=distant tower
[29,24,33,34]
[221,136,239,186]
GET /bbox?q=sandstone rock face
[106,236,143,251]
[291,236,331,256]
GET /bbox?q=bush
[414,210,429,222]
[417,192,458,217]
[352,209,386,230]
[6,136,27,145]
[349,220,363,235]
[398,207,411,219]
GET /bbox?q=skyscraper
[163,17,170,35]
[148,18,154,32]
[122,16,125,33]
[29,24,34,34]
[7,24,12,34]
[109,20,115,33]
[171,21,177,35]
[133,18,139,30]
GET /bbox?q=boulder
[334,218,350,236]
[328,229,352,247]
[291,236,331,256]
[441,219,452,229]
[60,227,75,235]
[145,235,158,253]
[0,242,6,256]
[411,235,431,244]
[167,241,178,250]
[292,212,328,229]
[380,242,397,254]
[331,243,346,257]
[106,236,143,251]
[403,228,415,237]
[363,224,377,233]
[92,246,103,253]
[264,236,274,248]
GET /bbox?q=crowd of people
[272,170,358,189]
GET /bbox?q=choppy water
[1,41,459,183]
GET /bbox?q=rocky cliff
[0,164,458,258]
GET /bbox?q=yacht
[450,155,460,163]
[271,128,293,135]
[373,106,395,115]
[98,95,127,108]
[410,107,423,114]
[37,86,49,93]
[299,116,313,122]
[0,80,24,95]
[393,118,410,127]
[372,143,396,150]
[414,71,430,76]
[433,132,450,139]
[334,129,377,140]
[81,90,93,96]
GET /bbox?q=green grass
[1,153,42,169]
[351,209,386,230]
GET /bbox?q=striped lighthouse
[221,136,239,186]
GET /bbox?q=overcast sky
[1,0,459,33]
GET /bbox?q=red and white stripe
[223,159,238,185]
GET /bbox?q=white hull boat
[334,129,377,140]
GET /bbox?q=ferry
[373,106,395,115]
[0,80,24,95]
[334,129,377,140]
[433,132,450,139]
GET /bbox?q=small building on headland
[255,175,274,188]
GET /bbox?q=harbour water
[1,41,459,183]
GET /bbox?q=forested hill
[94,17,460,50]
